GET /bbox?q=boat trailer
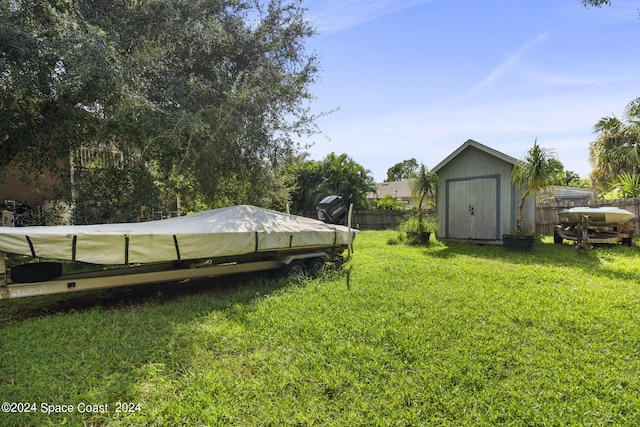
[0,201,356,301]
[554,215,635,248]
[0,248,347,301]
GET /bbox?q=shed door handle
[469,205,474,215]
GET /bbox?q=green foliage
[288,152,375,215]
[400,214,439,234]
[399,215,438,245]
[590,98,640,191]
[512,140,557,234]
[287,156,325,217]
[2,231,640,426]
[0,0,114,173]
[547,158,584,187]
[71,163,159,224]
[319,152,375,210]
[372,194,404,211]
[1,0,320,212]
[385,158,418,182]
[606,172,640,199]
[409,163,437,210]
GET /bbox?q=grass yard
[1,231,639,426]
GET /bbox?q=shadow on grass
[1,271,287,322]
[0,271,305,426]
[422,237,640,282]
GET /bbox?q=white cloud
[305,0,433,33]
[445,32,551,105]
[305,86,637,181]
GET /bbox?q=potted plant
[401,215,439,245]
[403,164,439,244]
[503,140,556,251]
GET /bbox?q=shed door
[448,177,498,240]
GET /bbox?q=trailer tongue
[0,205,357,300]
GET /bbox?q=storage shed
[431,139,535,242]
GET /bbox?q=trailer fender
[278,251,330,265]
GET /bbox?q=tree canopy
[589,98,640,192]
[385,158,419,182]
[1,0,320,217]
[288,153,374,217]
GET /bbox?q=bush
[399,214,438,245]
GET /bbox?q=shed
[431,139,535,241]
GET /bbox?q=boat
[558,207,635,225]
[0,205,355,265]
[555,206,636,246]
[0,204,358,299]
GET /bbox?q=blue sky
[299,0,640,182]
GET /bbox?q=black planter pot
[407,231,431,245]
[502,234,536,251]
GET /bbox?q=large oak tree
[1,0,319,219]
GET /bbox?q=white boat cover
[0,206,354,264]
[558,207,635,225]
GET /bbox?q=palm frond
[409,164,438,211]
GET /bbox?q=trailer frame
[0,202,356,301]
[554,215,635,246]
[0,247,346,301]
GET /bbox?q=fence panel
[352,210,414,230]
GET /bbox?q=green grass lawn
[1,231,639,426]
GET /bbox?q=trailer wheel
[10,262,63,283]
[553,228,563,244]
[621,237,632,246]
[282,260,307,280]
[306,258,325,277]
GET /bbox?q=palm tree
[409,164,437,211]
[512,140,557,235]
[609,172,640,199]
[589,98,640,190]
[319,152,375,210]
[405,164,438,240]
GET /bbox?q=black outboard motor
[316,195,348,224]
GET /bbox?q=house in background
[1,145,128,226]
[368,179,420,209]
[432,139,535,242]
[1,158,69,209]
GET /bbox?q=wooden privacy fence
[356,201,640,235]
[352,210,414,230]
[536,198,640,236]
